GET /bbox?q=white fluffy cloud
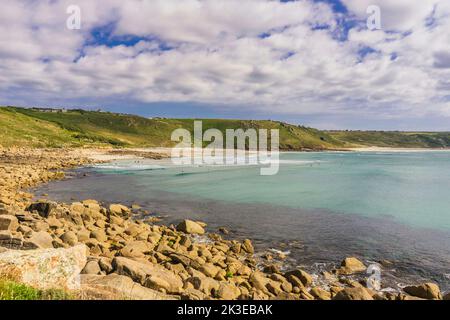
[0,0,449,128]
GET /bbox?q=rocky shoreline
[0,147,448,300]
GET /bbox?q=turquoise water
[37,151,450,290]
[98,151,450,231]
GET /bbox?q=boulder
[404,283,442,300]
[199,263,221,278]
[185,276,220,295]
[0,215,18,231]
[0,231,23,250]
[332,287,374,300]
[216,282,241,300]
[443,292,450,300]
[119,241,153,259]
[284,269,313,287]
[242,239,254,254]
[81,260,102,275]
[176,220,205,235]
[109,204,130,218]
[80,274,178,300]
[60,231,78,246]
[310,287,331,300]
[0,244,87,290]
[27,202,56,218]
[90,230,107,243]
[24,231,54,249]
[112,257,183,294]
[339,257,366,274]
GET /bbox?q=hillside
[328,130,450,149]
[0,107,349,150]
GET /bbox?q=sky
[1,0,450,130]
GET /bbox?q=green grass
[0,106,351,150]
[2,106,450,149]
[0,278,72,300]
[328,130,450,148]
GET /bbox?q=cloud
[0,0,449,129]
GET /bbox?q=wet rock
[218,227,229,235]
[242,239,254,254]
[404,283,442,300]
[338,257,366,274]
[284,269,313,287]
[176,220,205,235]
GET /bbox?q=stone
[90,230,108,242]
[61,231,78,246]
[81,260,102,275]
[98,257,113,274]
[27,201,56,218]
[185,276,220,295]
[77,229,91,242]
[242,239,254,254]
[443,292,450,300]
[0,215,18,231]
[80,274,178,300]
[284,269,313,287]
[199,263,221,278]
[112,257,183,294]
[339,257,366,274]
[218,227,229,235]
[310,287,332,300]
[47,216,63,229]
[24,231,54,249]
[404,283,442,300]
[249,272,270,293]
[0,230,23,250]
[120,241,153,258]
[332,287,374,300]
[109,204,130,218]
[176,220,205,235]
[0,244,87,290]
[31,221,49,232]
[217,282,241,300]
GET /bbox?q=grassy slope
[328,130,450,148]
[2,106,450,149]
[1,107,349,150]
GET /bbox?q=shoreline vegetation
[0,147,448,300]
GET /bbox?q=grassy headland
[2,106,450,149]
[0,106,348,150]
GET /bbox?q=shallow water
[35,151,450,291]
